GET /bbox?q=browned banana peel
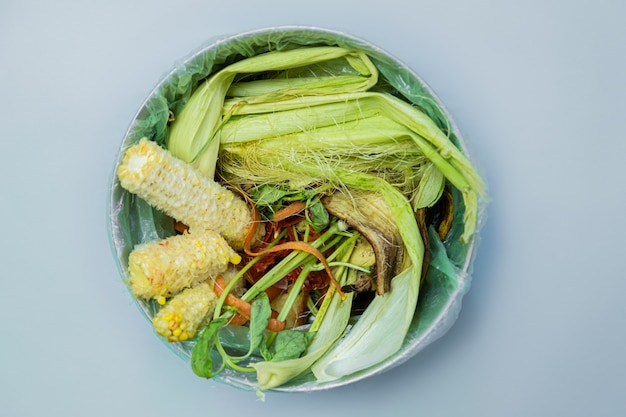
[322,191,404,295]
[415,207,431,285]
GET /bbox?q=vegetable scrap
[116,45,485,391]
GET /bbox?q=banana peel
[322,190,404,295]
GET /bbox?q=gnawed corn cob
[128,229,242,299]
[152,268,246,342]
[117,137,259,249]
[152,282,216,342]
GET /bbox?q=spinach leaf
[306,196,330,232]
[251,184,292,206]
[190,318,227,378]
[248,292,271,356]
[259,339,273,362]
[270,330,310,362]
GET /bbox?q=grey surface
[1,1,625,416]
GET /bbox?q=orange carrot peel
[242,200,346,300]
[214,276,286,332]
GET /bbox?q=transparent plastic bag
[107,26,486,392]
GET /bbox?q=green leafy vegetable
[268,330,310,362]
[247,293,271,356]
[249,184,292,207]
[305,196,329,233]
[191,318,227,378]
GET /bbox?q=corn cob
[152,282,217,342]
[127,229,242,299]
[116,137,260,250]
[152,268,246,342]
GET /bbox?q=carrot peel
[214,276,286,332]
[241,200,345,299]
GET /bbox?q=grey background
[2,0,625,416]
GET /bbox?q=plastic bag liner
[107,26,487,392]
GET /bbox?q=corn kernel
[229,253,242,265]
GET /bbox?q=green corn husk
[167,46,378,178]
[216,93,484,241]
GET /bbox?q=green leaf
[248,292,271,356]
[251,184,291,206]
[190,318,227,378]
[270,330,310,362]
[259,339,273,362]
[306,196,329,232]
